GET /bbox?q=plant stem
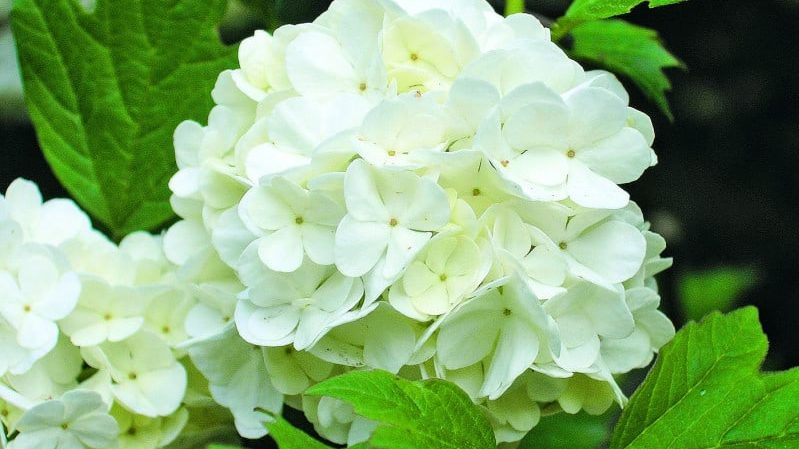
[504,0,525,16]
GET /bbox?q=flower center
[500,160,509,167]
[472,188,481,196]
[558,241,568,250]
[389,218,398,227]
[359,82,367,92]
[128,372,138,380]
[503,308,512,317]
[387,150,396,157]
[566,149,576,158]
[410,52,419,61]
[23,304,31,313]
[295,216,304,225]
[439,273,448,282]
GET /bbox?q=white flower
[302,395,376,446]
[2,179,91,247]
[310,304,421,373]
[600,287,675,373]
[81,332,186,417]
[475,83,653,208]
[354,93,451,168]
[436,275,559,399]
[58,277,150,347]
[186,326,283,439]
[334,159,451,280]
[543,282,634,371]
[236,254,365,350]
[0,245,79,369]
[112,405,189,449]
[239,176,344,272]
[262,346,334,395]
[389,234,490,320]
[7,390,118,449]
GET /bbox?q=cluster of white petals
[0,181,237,449]
[167,0,675,444]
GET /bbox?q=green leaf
[678,266,760,321]
[568,20,682,120]
[207,445,246,449]
[518,411,611,449]
[306,370,496,449]
[264,415,335,449]
[610,307,799,449]
[564,0,687,22]
[11,0,237,237]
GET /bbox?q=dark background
[1,0,797,370]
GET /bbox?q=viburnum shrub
[3,0,798,448]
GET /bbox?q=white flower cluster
[167,0,676,444]
[0,180,236,449]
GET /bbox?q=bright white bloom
[239,176,344,272]
[236,252,366,350]
[0,247,79,370]
[58,277,151,347]
[185,326,283,439]
[475,83,653,208]
[334,159,450,280]
[7,390,117,449]
[82,332,186,418]
[436,275,559,399]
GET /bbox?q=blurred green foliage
[677,266,759,321]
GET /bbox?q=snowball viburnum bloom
[239,176,344,272]
[7,390,118,449]
[334,159,451,280]
[150,0,675,443]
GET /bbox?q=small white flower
[389,234,490,320]
[436,275,559,399]
[334,159,451,280]
[81,331,186,418]
[186,326,283,439]
[7,390,118,449]
[59,277,150,347]
[239,176,344,272]
[236,254,365,350]
[0,246,79,367]
[476,83,653,208]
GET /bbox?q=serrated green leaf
[678,266,760,321]
[264,415,335,449]
[11,0,237,237]
[565,0,687,21]
[306,370,496,449]
[568,19,682,120]
[518,411,611,449]
[610,307,799,449]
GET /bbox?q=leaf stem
[504,0,525,16]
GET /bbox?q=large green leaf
[306,370,496,449]
[564,0,687,22]
[568,19,682,120]
[11,0,237,237]
[518,412,611,449]
[610,307,799,449]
